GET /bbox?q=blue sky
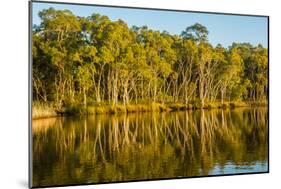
[32,2,268,48]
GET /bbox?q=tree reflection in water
[32,108,268,187]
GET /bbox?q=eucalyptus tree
[216,47,243,103]
[81,14,110,103]
[98,20,134,105]
[138,29,176,102]
[207,44,227,102]
[172,38,198,104]
[181,23,209,43]
[36,8,82,108]
[196,42,214,106]
[248,45,268,100]
[32,8,268,109]
[74,46,98,107]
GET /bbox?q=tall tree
[33,8,268,110]
[181,23,209,43]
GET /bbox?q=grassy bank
[32,100,268,119]
[32,102,57,119]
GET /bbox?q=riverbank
[32,102,57,119]
[32,100,268,119]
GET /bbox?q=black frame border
[28,0,270,188]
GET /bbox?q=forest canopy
[32,8,268,115]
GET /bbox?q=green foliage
[32,8,268,117]
[181,23,209,43]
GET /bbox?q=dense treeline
[32,8,268,114]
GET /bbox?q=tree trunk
[83,88,87,108]
[221,88,224,105]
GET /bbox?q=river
[32,108,268,187]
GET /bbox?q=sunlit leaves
[32,8,268,106]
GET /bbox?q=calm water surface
[32,108,268,187]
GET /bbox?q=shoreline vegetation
[32,101,268,119]
[32,8,268,120]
